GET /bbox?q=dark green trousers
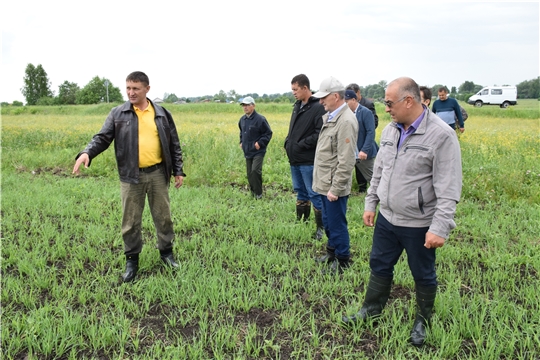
[120,168,174,255]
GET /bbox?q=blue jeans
[321,195,350,259]
[370,213,437,286]
[290,165,322,210]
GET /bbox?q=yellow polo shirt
[134,102,162,168]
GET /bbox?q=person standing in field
[344,90,378,194]
[238,96,273,199]
[419,86,432,107]
[346,83,379,193]
[312,77,358,275]
[342,77,462,347]
[72,71,185,283]
[284,74,326,239]
[432,87,465,133]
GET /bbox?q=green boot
[342,273,392,324]
[410,284,437,346]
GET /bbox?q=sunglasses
[383,96,408,108]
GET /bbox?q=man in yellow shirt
[73,71,185,283]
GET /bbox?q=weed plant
[1,101,539,359]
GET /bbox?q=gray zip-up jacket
[313,104,358,197]
[365,108,462,239]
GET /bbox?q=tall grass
[1,102,539,359]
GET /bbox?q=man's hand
[363,211,376,227]
[174,176,184,189]
[254,142,260,150]
[326,191,338,202]
[73,153,89,175]
[459,127,465,133]
[425,231,445,249]
[358,151,367,160]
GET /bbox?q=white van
[467,86,517,108]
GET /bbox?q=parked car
[468,86,517,108]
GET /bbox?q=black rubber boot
[323,256,351,275]
[410,285,437,347]
[342,273,393,324]
[296,200,311,222]
[313,208,324,240]
[160,250,179,268]
[315,246,335,264]
[122,254,139,283]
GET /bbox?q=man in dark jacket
[344,90,378,192]
[73,71,186,283]
[346,83,379,192]
[285,74,325,239]
[238,96,273,199]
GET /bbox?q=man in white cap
[238,96,273,199]
[312,77,358,274]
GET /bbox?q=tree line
[5,63,539,106]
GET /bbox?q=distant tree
[76,76,122,104]
[227,90,240,102]
[458,81,474,93]
[36,96,55,105]
[516,77,540,99]
[458,81,483,94]
[164,93,179,103]
[214,90,227,103]
[450,86,457,94]
[12,100,24,107]
[56,81,80,105]
[1,102,9,107]
[21,63,53,105]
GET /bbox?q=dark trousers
[355,165,368,191]
[120,168,174,256]
[246,156,264,196]
[370,213,437,286]
[320,195,350,259]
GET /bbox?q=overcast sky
[2,1,538,103]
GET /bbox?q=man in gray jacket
[342,77,462,347]
[312,77,358,274]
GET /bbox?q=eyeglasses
[383,96,408,108]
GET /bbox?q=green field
[2,101,539,359]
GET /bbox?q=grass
[1,102,539,359]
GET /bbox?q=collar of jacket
[119,98,167,118]
[295,96,320,109]
[242,110,258,120]
[323,102,348,123]
[390,107,430,136]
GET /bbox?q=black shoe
[322,258,350,275]
[315,253,334,264]
[122,255,139,283]
[315,246,335,264]
[160,253,179,268]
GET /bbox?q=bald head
[387,77,422,103]
[385,77,425,126]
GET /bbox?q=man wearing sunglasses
[343,77,462,347]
